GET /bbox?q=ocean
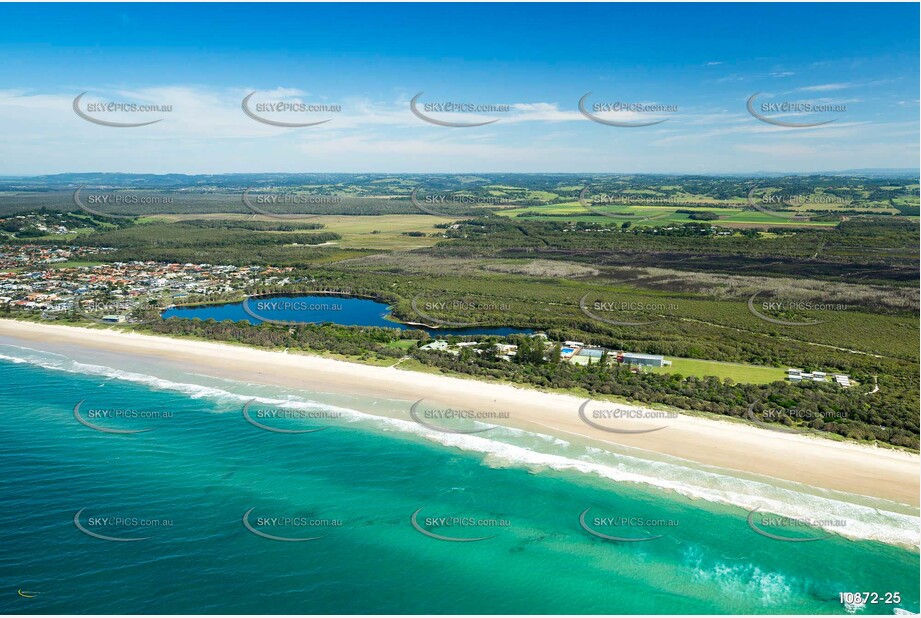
[0,339,918,615]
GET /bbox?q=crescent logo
[745,186,810,221]
[746,402,797,433]
[72,186,136,220]
[579,508,664,542]
[409,187,456,218]
[241,187,318,219]
[578,93,668,128]
[577,400,668,435]
[73,400,152,434]
[240,295,302,326]
[242,508,326,542]
[74,508,151,542]
[73,93,164,128]
[576,185,667,222]
[410,292,480,327]
[17,590,39,599]
[410,92,500,128]
[579,293,658,327]
[242,400,328,434]
[746,507,833,542]
[746,93,836,129]
[745,403,801,434]
[747,291,823,327]
[410,507,496,542]
[745,403,835,435]
[71,291,158,326]
[409,399,497,435]
[241,92,334,128]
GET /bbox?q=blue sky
[1,3,918,174]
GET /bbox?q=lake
[161,295,532,337]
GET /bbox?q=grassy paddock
[649,357,787,384]
[149,213,451,250]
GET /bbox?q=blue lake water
[161,295,532,337]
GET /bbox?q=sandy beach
[1,318,918,506]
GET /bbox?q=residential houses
[0,244,294,319]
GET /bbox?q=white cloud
[0,84,916,174]
[798,82,853,92]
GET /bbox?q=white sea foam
[844,598,867,614]
[1,343,918,548]
[689,556,795,607]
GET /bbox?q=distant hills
[1,169,918,186]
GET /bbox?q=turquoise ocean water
[0,338,918,614]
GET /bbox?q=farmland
[1,172,918,447]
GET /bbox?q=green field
[4,173,916,448]
[498,201,843,227]
[153,213,448,250]
[386,339,419,350]
[649,357,787,384]
[311,215,448,249]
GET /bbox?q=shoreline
[0,318,918,508]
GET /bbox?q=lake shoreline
[162,292,534,335]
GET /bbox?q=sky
[0,3,918,175]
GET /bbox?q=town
[0,244,294,318]
[0,242,851,387]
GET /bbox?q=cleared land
[649,357,788,384]
[499,201,848,227]
[151,213,449,250]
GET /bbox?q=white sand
[1,319,917,506]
